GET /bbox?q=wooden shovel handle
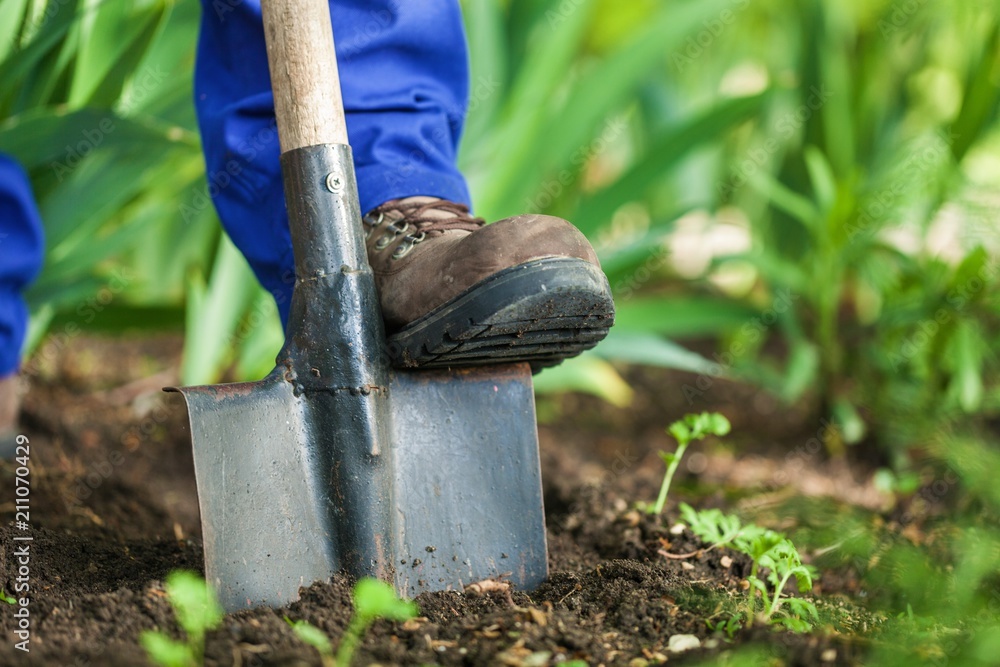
[261,0,348,152]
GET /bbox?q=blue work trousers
[195,0,472,323]
[0,0,473,372]
[0,155,44,377]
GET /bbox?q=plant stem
[652,442,688,514]
[193,631,204,667]
[334,615,369,667]
[767,571,795,620]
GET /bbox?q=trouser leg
[0,154,45,377]
[195,0,471,324]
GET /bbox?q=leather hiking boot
[362,197,615,370]
[1,374,21,458]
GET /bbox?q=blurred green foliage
[2,0,1000,661]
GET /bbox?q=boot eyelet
[363,212,384,239]
[375,232,395,250]
[387,221,410,236]
[391,232,426,260]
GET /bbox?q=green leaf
[780,339,821,402]
[0,106,190,171]
[791,565,815,593]
[476,0,596,217]
[668,421,691,445]
[164,571,223,639]
[591,331,719,375]
[575,93,769,234]
[950,23,1000,162]
[352,578,418,623]
[0,0,29,62]
[749,170,820,230]
[659,451,678,465]
[773,615,813,632]
[140,631,195,667]
[784,597,819,621]
[533,0,732,185]
[949,320,984,413]
[0,0,82,109]
[181,235,260,385]
[533,353,634,407]
[69,0,166,106]
[705,413,732,437]
[613,297,759,338]
[233,290,285,381]
[804,145,837,214]
[286,618,333,656]
[459,0,507,150]
[831,397,866,445]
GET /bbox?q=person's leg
[0,154,45,443]
[195,0,614,368]
[195,0,471,325]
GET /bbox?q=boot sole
[386,257,615,371]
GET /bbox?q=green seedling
[141,571,224,667]
[706,614,742,639]
[748,538,817,630]
[0,589,17,605]
[286,578,417,667]
[285,617,336,667]
[683,506,818,633]
[680,504,744,549]
[651,412,730,514]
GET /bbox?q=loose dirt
[1,336,874,666]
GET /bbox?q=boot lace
[363,199,485,260]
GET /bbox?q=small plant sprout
[679,503,744,550]
[651,412,730,514]
[141,571,224,667]
[682,506,819,633]
[749,538,818,630]
[285,617,336,667]
[0,589,17,605]
[286,578,418,667]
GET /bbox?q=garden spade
[168,0,547,611]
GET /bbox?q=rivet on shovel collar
[325,171,344,193]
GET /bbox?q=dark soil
[0,336,878,666]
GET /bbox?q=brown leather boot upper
[362,197,601,329]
